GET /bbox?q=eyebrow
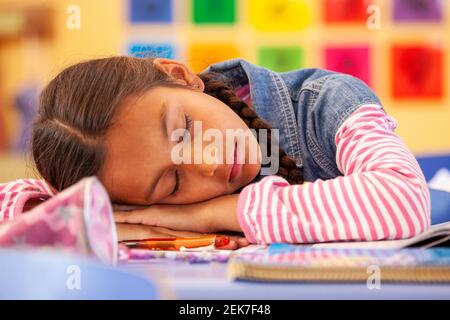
[160,101,169,140]
[144,102,169,202]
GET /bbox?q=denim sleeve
[307,73,382,161]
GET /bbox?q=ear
[153,58,205,91]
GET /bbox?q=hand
[115,223,249,250]
[113,194,242,234]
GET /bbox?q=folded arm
[237,104,431,244]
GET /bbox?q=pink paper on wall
[325,46,371,86]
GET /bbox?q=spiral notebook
[312,222,450,250]
[228,244,450,283]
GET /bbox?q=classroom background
[0,0,449,185]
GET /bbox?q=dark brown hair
[31,56,304,194]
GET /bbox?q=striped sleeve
[0,179,56,222]
[236,104,431,244]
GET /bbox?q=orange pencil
[120,235,230,250]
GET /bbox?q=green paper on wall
[258,46,303,72]
[192,0,236,24]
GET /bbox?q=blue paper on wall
[128,43,175,58]
[129,0,172,23]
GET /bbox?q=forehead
[107,89,165,151]
[98,88,167,203]
[115,88,164,122]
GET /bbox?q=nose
[198,146,219,177]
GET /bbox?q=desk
[124,260,450,300]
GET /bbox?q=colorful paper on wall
[323,0,368,23]
[193,0,236,24]
[391,45,443,99]
[128,43,175,58]
[258,46,303,72]
[129,0,172,23]
[188,43,240,72]
[325,46,371,86]
[393,0,443,22]
[248,0,310,31]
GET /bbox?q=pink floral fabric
[0,176,117,264]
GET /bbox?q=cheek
[242,163,261,184]
[172,179,228,204]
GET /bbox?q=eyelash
[178,114,193,144]
[171,169,180,196]
[171,114,192,196]
[185,114,193,132]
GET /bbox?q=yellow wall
[0,0,123,142]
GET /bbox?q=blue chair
[0,249,159,299]
[430,188,450,225]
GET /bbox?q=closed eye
[170,114,191,195]
[185,114,193,131]
[178,114,193,143]
[170,169,180,196]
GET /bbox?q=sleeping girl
[28,56,430,247]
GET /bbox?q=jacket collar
[202,58,303,167]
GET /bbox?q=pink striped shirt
[0,178,56,222]
[235,85,430,244]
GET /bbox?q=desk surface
[123,260,450,300]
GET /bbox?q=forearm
[113,193,242,234]
[207,194,242,233]
[236,105,430,244]
[237,171,429,244]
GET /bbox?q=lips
[228,141,242,183]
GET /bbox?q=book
[311,222,450,250]
[227,244,450,283]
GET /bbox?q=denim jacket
[202,58,382,182]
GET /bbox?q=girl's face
[99,63,261,205]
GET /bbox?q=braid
[199,72,304,185]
